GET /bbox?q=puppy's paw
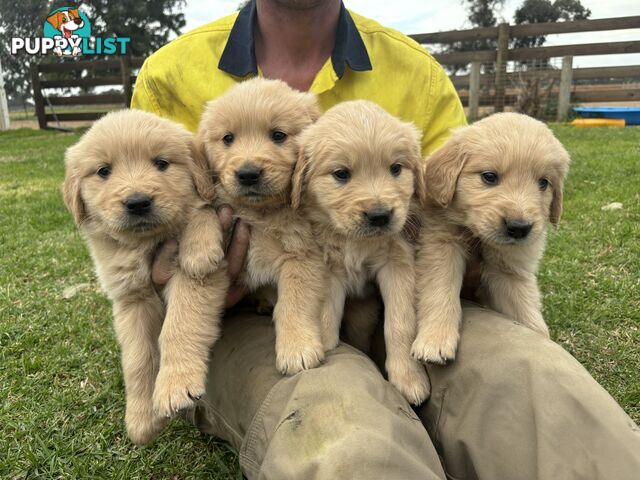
[153,366,206,418]
[179,242,224,279]
[125,405,167,446]
[387,357,431,406]
[276,336,325,375]
[411,323,460,365]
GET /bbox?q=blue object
[573,107,640,125]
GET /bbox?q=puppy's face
[198,78,320,209]
[293,101,424,238]
[63,110,209,239]
[425,112,570,246]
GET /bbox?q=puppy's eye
[538,177,549,191]
[481,171,499,186]
[222,133,234,146]
[332,169,351,183]
[390,163,402,177]
[96,165,111,179]
[154,158,169,171]
[271,130,287,144]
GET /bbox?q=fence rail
[409,15,640,121]
[29,16,640,128]
[30,56,144,129]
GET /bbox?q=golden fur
[63,110,228,445]
[197,77,327,375]
[412,112,570,364]
[293,100,431,405]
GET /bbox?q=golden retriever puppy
[197,78,326,375]
[412,112,570,364]
[63,110,228,445]
[292,100,431,405]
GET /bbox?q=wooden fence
[30,56,144,129]
[409,15,640,120]
[29,16,640,128]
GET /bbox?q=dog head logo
[43,6,91,56]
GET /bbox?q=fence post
[30,63,47,130]
[494,22,510,113]
[120,56,132,108]
[557,55,573,121]
[0,59,9,130]
[469,61,481,122]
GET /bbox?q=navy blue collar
[218,0,372,78]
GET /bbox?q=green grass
[0,125,638,477]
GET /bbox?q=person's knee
[444,305,579,393]
[253,347,445,479]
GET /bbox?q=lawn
[1,125,638,478]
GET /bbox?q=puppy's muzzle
[236,164,263,187]
[124,193,153,217]
[504,218,532,240]
[364,208,393,228]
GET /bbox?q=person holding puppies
[131,0,640,478]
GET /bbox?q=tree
[511,0,590,118]
[0,0,51,107]
[514,0,591,48]
[466,0,503,28]
[80,0,186,57]
[443,1,505,74]
[0,0,187,104]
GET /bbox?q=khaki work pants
[190,303,640,479]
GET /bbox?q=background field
[0,126,638,478]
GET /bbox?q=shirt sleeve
[130,62,162,115]
[420,62,467,156]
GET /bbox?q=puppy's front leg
[153,267,228,417]
[412,224,467,364]
[112,293,168,445]
[378,251,431,405]
[179,205,224,279]
[273,258,326,375]
[319,274,347,352]
[481,260,549,337]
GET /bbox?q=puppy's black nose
[74,18,82,25]
[505,219,532,239]
[236,165,263,186]
[124,194,153,216]
[364,208,393,228]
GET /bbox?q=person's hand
[151,205,251,308]
[218,206,251,307]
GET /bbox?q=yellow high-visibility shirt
[131,0,466,156]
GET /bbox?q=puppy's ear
[424,135,466,208]
[62,147,85,225]
[405,124,426,204]
[549,187,563,226]
[301,93,322,124]
[69,9,80,18]
[190,135,215,202]
[291,142,310,210]
[47,12,63,30]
